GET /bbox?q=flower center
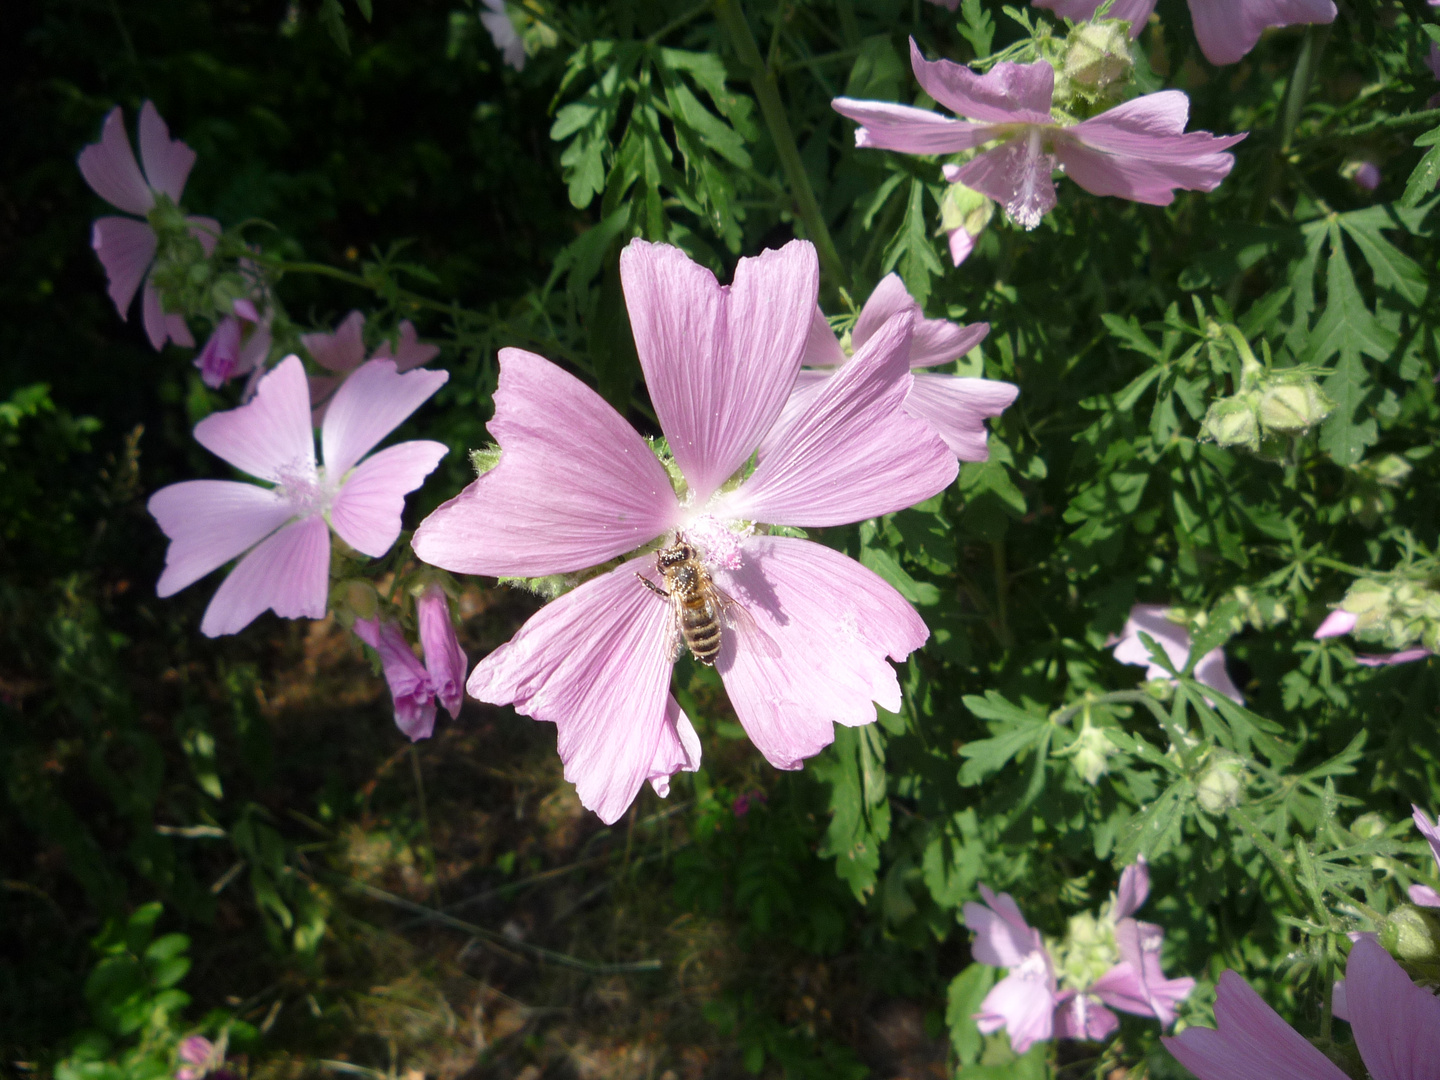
[276,459,331,516]
[680,512,750,570]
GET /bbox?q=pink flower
[1352,162,1382,191]
[302,311,440,421]
[1031,0,1335,66]
[764,274,1016,463]
[78,103,220,351]
[1312,609,1432,667]
[412,239,957,823]
[965,886,1061,1052]
[1412,806,1440,908]
[480,0,526,70]
[176,1036,220,1080]
[1164,936,1440,1080]
[1111,603,1244,703]
[833,43,1245,230]
[353,591,465,741]
[148,356,448,637]
[196,299,272,389]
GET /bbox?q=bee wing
[666,594,687,664]
[716,587,781,659]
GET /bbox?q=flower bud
[1063,20,1134,97]
[1196,753,1246,815]
[1256,374,1334,435]
[1201,395,1260,450]
[470,445,502,476]
[939,178,995,267]
[1378,904,1440,964]
[331,579,379,626]
[1068,718,1117,786]
[1054,911,1120,990]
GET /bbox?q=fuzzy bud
[1379,904,1440,964]
[1068,719,1117,786]
[470,444,502,476]
[1054,911,1120,990]
[1255,374,1334,435]
[939,177,995,266]
[1062,20,1134,97]
[1201,395,1261,451]
[1196,753,1246,815]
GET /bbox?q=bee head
[657,537,693,569]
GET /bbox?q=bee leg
[635,573,670,598]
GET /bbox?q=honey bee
[636,532,772,665]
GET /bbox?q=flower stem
[1278,25,1330,154]
[713,0,850,292]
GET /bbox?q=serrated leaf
[1337,208,1427,307]
[1402,131,1440,208]
[1102,314,1163,359]
[882,178,944,308]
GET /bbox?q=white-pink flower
[302,310,440,422]
[1031,0,1336,66]
[763,274,1016,463]
[196,298,272,389]
[149,356,448,637]
[1412,805,1440,909]
[78,103,220,351]
[412,239,957,823]
[1165,936,1440,1080]
[354,587,465,741]
[832,41,1245,230]
[480,0,526,70]
[1111,603,1244,703]
[1313,609,1432,667]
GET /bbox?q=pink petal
[1033,0,1158,35]
[717,310,957,527]
[948,227,977,266]
[353,618,437,741]
[975,970,1057,1054]
[1053,992,1120,1041]
[194,355,316,483]
[187,216,221,256]
[1189,0,1336,66]
[373,321,440,371]
[908,41,1055,124]
[148,479,296,597]
[647,697,702,798]
[1115,858,1150,919]
[1193,646,1245,704]
[301,311,367,374]
[137,101,196,202]
[619,239,818,504]
[963,885,1046,968]
[329,440,448,557]
[753,369,833,463]
[77,107,153,215]
[200,515,330,637]
[178,1037,213,1066]
[1332,978,1350,1021]
[1355,649,1431,666]
[801,305,847,368]
[417,587,467,721]
[831,98,1001,155]
[1162,970,1348,1080]
[1110,919,1195,1025]
[849,273,991,369]
[321,359,448,480]
[1315,610,1358,638]
[1414,806,1440,875]
[1346,934,1440,1080]
[1409,885,1440,908]
[195,316,242,388]
[412,348,680,577]
[309,375,343,422]
[1112,604,1191,674]
[142,277,192,351]
[235,321,272,379]
[904,373,1017,462]
[91,216,156,318]
[953,135,1059,230]
[467,560,678,824]
[713,535,929,769]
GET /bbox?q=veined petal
[1114,858,1151,919]
[1193,646,1244,703]
[1162,970,1348,1080]
[953,133,1059,230]
[142,277,192,351]
[1053,992,1120,1041]
[949,227,978,266]
[200,515,330,637]
[149,480,296,597]
[712,536,929,769]
[1110,918,1194,1024]
[412,348,680,577]
[831,98,1001,155]
[904,373,1017,461]
[137,101,196,202]
[1355,649,1431,666]
[848,274,991,369]
[78,107,154,215]
[717,310,957,527]
[1055,139,1239,207]
[1069,93,1246,160]
[302,311,367,374]
[1410,885,1440,908]
[908,41,1055,123]
[1413,806,1440,874]
[1033,0,1158,33]
[1190,0,1336,66]
[321,359,448,480]
[802,306,847,368]
[976,970,1057,1054]
[467,560,677,824]
[964,885,1047,969]
[754,369,832,461]
[1345,935,1440,1080]
[1112,604,1191,674]
[620,239,817,504]
[417,587,467,721]
[194,355,316,483]
[353,618,437,741]
[196,317,243,389]
[648,697,702,798]
[91,217,156,318]
[329,440,448,557]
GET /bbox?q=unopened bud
[470,445,502,476]
[1256,375,1334,435]
[1069,719,1116,786]
[1201,396,1260,450]
[1063,20,1134,95]
[1351,812,1386,840]
[1196,753,1246,815]
[1379,905,1440,964]
[331,579,379,627]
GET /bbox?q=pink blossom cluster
[302,310,441,420]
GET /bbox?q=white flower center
[276,459,332,516]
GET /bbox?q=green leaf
[958,694,1050,786]
[946,964,996,1065]
[317,0,350,54]
[1337,208,1427,308]
[882,178,945,308]
[957,0,996,57]
[1402,129,1440,208]
[845,36,905,102]
[860,545,940,605]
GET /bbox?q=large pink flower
[149,356,448,637]
[832,41,1245,229]
[1111,603,1244,703]
[1165,936,1440,1080]
[78,103,219,350]
[1032,0,1335,66]
[302,311,441,421]
[765,274,1016,462]
[412,239,957,823]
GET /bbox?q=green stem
[1278,25,1330,153]
[1303,107,1440,143]
[714,0,850,291]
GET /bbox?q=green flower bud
[470,444,502,476]
[1256,375,1334,435]
[1196,752,1246,815]
[1201,395,1261,450]
[1063,20,1134,94]
[1350,812,1386,840]
[1378,905,1440,964]
[1067,718,1117,786]
[330,579,379,628]
[1053,912,1120,991]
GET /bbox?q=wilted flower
[78,102,220,350]
[196,298,272,389]
[302,310,440,420]
[480,0,526,70]
[1164,936,1440,1080]
[1110,604,1244,703]
[764,274,1015,462]
[1031,0,1336,67]
[963,862,1194,1053]
[354,589,466,742]
[413,239,958,823]
[149,356,448,636]
[833,41,1244,230]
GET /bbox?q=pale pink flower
[176,1036,225,1080]
[1165,936,1440,1080]
[149,356,448,637]
[1111,603,1244,703]
[1312,609,1431,667]
[78,103,220,351]
[412,239,957,823]
[965,885,1062,1052]
[352,590,465,741]
[1352,162,1382,191]
[1031,0,1335,66]
[480,0,526,70]
[196,298,272,389]
[302,311,441,421]
[764,274,1016,462]
[833,41,1245,229]
[1412,806,1440,908]
[418,584,467,720]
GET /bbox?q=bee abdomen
[680,606,722,665]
